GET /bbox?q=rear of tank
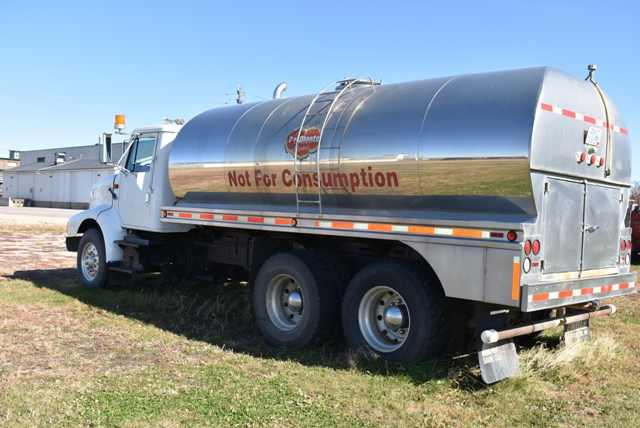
[520,68,636,311]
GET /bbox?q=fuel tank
[168,67,630,224]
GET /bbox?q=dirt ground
[0,222,75,277]
[0,208,77,276]
[0,206,79,226]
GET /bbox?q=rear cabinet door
[542,178,584,274]
[582,184,621,270]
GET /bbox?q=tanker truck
[66,66,636,383]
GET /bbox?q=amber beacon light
[114,114,126,133]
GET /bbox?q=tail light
[523,240,532,255]
[507,230,518,242]
[621,240,631,252]
[532,240,541,255]
[577,152,587,163]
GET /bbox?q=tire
[252,251,339,349]
[77,228,108,289]
[342,262,448,363]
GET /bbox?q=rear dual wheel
[252,252,339,349]
[253,254,448,363]
[342,262,448,362]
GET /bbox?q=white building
[4,142,125,209]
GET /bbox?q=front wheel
[342,262,448,363]
[77,228,108,288]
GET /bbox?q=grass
[0,227,639,426]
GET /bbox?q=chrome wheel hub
[383,305,406,330]
[81,242,99,281]
[266,274,304,332]
[286,290,303,312]
[358,286,410,353]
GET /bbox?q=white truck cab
[66,122,190,270]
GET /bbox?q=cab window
[124,135,157,173]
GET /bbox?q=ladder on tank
[294,78,379,215]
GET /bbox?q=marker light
[507,230,518,242]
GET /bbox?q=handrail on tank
[293,77,380,215]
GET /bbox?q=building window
[37,157,45,163]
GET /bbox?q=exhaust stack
[273,82,288,99]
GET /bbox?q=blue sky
[0,1,637,176]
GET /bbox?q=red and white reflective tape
[314,220,504,240]
[540,102,628,136]
[164,210,296,226]
[528,281,636,303]
[162,209,511,241]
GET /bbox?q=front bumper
[522,271,637,312]
[65,236,80,252]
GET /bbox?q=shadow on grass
[10,267,488,389]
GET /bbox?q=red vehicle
[631,204,640,255]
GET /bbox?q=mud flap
[478,339,519,384]
[563,319,590,347]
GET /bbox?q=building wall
[4,141,125,208]
[0,159,20,170]
[18,143,125,167]
[0,158,21,196]
[4,169,110,209]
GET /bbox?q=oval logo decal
[286,128,320,160]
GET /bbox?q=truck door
[541,177,584,274]
[581,183,621,270]
[542,177,623,275]
[115,133,158,229]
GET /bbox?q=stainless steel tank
[168,67,630,224]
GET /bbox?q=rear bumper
[521,272,637,312]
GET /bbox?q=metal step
[114,236,150,248]
[108,264,144,275]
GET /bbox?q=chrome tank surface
[168,67,630,224]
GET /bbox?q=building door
[35,173,53,207]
